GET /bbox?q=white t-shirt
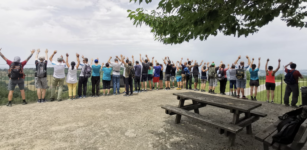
[110,62,122,75]
[66,67,78,84]
[51,61,66,79]
[235,65,249,80]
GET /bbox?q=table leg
[175,99,185,124]
[232,110,240,124]
[228,133,236,146]
[245,112,252,134]
[263,143,269,150]
[192,100,200,114]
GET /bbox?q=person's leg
[84,78,88,96]
[57,78,64,100]
[145,77,147,90]
[284,85,291,105]
[103,80,106,95]
[37,88,42,99]
[125,78,129,95]
[254,86,258,97]
[107,81,111,94]
[67,83,72,98]
[291,84,299,106]
[185,75,189,89]
[266,90,270,101]
[78,78,83,97]
[270,90,274,102]
[51,77,57,99]
[250,86,254,97]
[8,90,14,101]
[130,78,133,94]
[91,77,95,96]
[97,77,100,96]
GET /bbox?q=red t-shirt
[7,60,27,79]
[285,69,302,84]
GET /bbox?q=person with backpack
[218,62,230,95]
[163,57,173,90]
[170,63,176,88]
[200,62,210,92]
[134,60,142,93]
[140,54,151,92]
[153,60,162,90]
[249,58,261,101]
[192,60,204,91]
[284,62,303,107]
[208,62,219,94]
[0,49,35,107]
[234,55,251,99]
[91,58,101,97]
[185,58,194,90]
[35,49,48,103]
[175,61,182,90]
[148,62,154,91]
[78,55,91,99]
[102,62,112,96]
[265,59,281,103]
[179,58,187,88]
[66,53,80,100]
[49,50,66,102]
[121,55,134,96]
[159,64,164,89]
[228,64,237,97]
[108,56,123,95]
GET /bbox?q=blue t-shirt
[249,68,259,80]
[153,66,161,77]
[134,65,142,77]
[102,67,112,81]
[92,65,101,77]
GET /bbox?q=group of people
[0,49,303,108]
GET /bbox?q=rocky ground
[0,89,294,150]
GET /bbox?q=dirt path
[0,89,293,150]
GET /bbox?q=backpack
[8,62,24,80]
[184,67,190,75]
[271,108,306,147]
[208,67,216,78]
[236,66,245,80]
[129,66,135,78]
[83,65,92,78]
[284,70,296,85]
[217,68,225,81]
[36,61,47,78]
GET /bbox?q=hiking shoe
[50,98,55,102]
[251,96,254,100]
[291,105,298,108]
[285,104,290,107]
[6,102,12,107]
[242,96,248,100]
[79,97,83,99]
[37,99,41,103]
[42,99,46,103]
[107,93,110,96]
[266,100,269,103]
[69,98,73,100]
[123,94,129,97]
[58,99,62,102]
[271,101,274,103]
[83,96,86,99]
[22,100,27,105]
[176,88,180,90]
[254,97,257,101]
[237,95,240,99]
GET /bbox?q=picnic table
[162,92,267,146]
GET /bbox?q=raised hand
[278,59,281,62]
[145,54,147,57]
[45,49,48,53]
[66,53,69,57]
[82,55,85,59]
[181,58,183,60]
[0,48,2,51]
[54,50,57,54]
[132,55,134,58]
[76,53,79,57]
[238,55,241,59]
[258,57,261,60]
[91,58,93,62]
[102,63,104,66]
[37,49,40,53]
[110,56,112,59]
[139,54,141,56]
[116,56,119,58]
[61,55,63,58]
[31,49,35,54]
[252,58,254,61]
[267,59,269,62]
[246,55,249,59]
[152,57,154,59]
[228,64,230,66]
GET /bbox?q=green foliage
[128,0,307,44]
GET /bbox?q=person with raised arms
[163,56,172,90]
[179,58,187,89]
[218,62,230,95]
[159,63,164,89]
[134,60,142,93]
[200,62,210,92]
[233,55,251,99]
[49,50,66,102]
[175,61,183,90]
[170,63,176,88]
[265,58,281,103]
[228,64,237,97]
[66,53,80,100]
[148,58,154,91]
[35,49,48,103]
[78,55,91,99]
[140,54,151,92]
[249,57,261,101]
[0,48,35,107]
[208,62,219,94]
[185,58,194,90]
[108,56,123,95]
[153,60,162,90]
[101,62,112,96]
[91,58,101,97]
[192,60,204,91]
[121,55,134,96]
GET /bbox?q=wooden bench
[255,119,307,150]
[162,105,243,146]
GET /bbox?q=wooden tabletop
[173,92,262,112]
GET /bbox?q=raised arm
[258,57,261,69]
[227,64,230,70]
[61,55,65,63]
[284,62,292,69]
[152,57,154,63]
[247,56,251,66]
[0,48,8,61]
[66,53,70,68]
[265,59,269,72]
[234,55,241,65]
[139,54,143,63]
[45,49,48,61]
[250,58,254,68]
[108,56,112,64]
[163,57,167,65]
[91,58,93,66]
[49,50,57,62]
[145,54,149,62]
[199,60,204,66]
[274,59,281,73]
[176,61,179,70]
[219,61,223,68]
[132,55,134,66]
[35,49,40,60]
[26,49,35,61]
[180,58,183,65]
[206,62,210,71]
[76,53,80,69]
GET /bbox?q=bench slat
[255,120,281,142]
[166,103,206,115]
[162,105,243,133]
[250,110,267,117]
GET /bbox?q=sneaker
[194,89,198,91]
[50,98,55,102]
[237,95,240,99]
[22,100,27,105]
[92,95,95,97]
[130,93,133,96]
[270,101,274,103]
[254,97,257,101]
[266,100,269,103]
[58,99,62,102]
[107,93,110,96]
[285,104,290,107]
[113,93,117,96]
[79,97,83,99]
[37,99,41,103]
[42,99,46,103]
[96,95,100,97]
[242,96,248,100]
[144,89,147,92]
[83,96,86,99]
[69,98,73,100]
[291,105,299,108]
[6,102,12,107]
[251,96,254,100]
[176,88,180,90]
[123,94,129,97]
[103,94,106,96]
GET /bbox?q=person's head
[126,59,129,63]
[188,61,191,65]
[106,63,110,67]
[195,62,198,66]
[268,66,273,71]
[71,61,76,70]
[168,60,171,64]
[145,59,148,63]
[149,62,153,66]
[160,64,163,67]
[136,61,139,64]
[240,61,244,66]
[13,56,21,63]
[179,66,182,70]
[290,63,297,69]
[231,65,235,69]
[211,63,215,67]
[221,64,225,68]
[172,64,175,67]
[184,62,187,65]
[57,57,63,63]
[39,56,45,62]
[203,66,206,70]
[114,58,118,62]
[252,64,256,70]
[156,62,160,66]
[128,61,132,66]
[83,58,88,63]
[94,59,99,64]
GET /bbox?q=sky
[0,0,306,69]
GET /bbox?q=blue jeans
[113,75,120,94]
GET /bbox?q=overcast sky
[0,0,306,69]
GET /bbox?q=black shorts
[103,80,111,89]
[141,74,148,82]
[250,80,259,87]
[165,74,171,81]
[148,74,153,81]
[160,75,163,81]
[193,75,198,83]
[266,82,276,91]
[123,77,126,84]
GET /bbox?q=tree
[128,0,307,44]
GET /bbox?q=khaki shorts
[181,74,186,81]
[35,77,48,89]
